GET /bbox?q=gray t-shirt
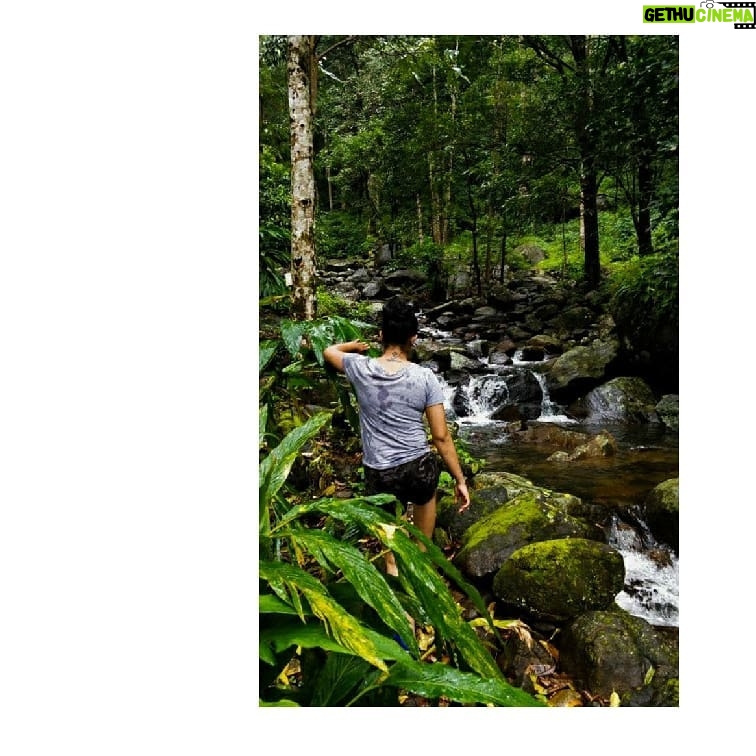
[342,354,445,469]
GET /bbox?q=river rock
[453,491,601,580]
[541,337,620,402]
[362,281,385,298]
[655,394,679,431]
[578,376,661,424]
[492,538,625,622]
[526,334,563,355]
[558,609,679,705]
[643,477,679,555]
[384,268,426,287]
[546,431,618,462]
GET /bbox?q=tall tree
[288,35,318,321]
[520,35,607,289]
[605,35,678,256]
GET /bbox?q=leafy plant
[259,314,378,447]
[259,412,543,707]
[606,252,678,351]
[316,288,372,321]
[259,145,291,298]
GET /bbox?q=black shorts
[363,451,442,506]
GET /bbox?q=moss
[461,493,545,551]
[493,539,625,621]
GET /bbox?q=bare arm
[425,402,471,513]
[323,340,371,373]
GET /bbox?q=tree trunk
[416,193,424,243]
[466,180,482,296]
[571,35,601,289]
[637,146,654,256]
[288,35,318,321]
[579,159,601,289]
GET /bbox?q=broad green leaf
[336,382,360,433]
[385,659,543,707]
[280,320,306,358]
[388,527,502,679]
[281,359,305,374]
[260,593,308,616]
[278,494,398,533]
[288,529,417,653]
[259,560,388,672]
[306,317,362,366]
[265,575,306,621]
[259,699,300,707]
[310,654,373,707]
[259,411,331,506]
[259,404,268,447]
[295,497,501,680]
[259,340,278,372]
[411,526,499,640]
[259,616,353,657]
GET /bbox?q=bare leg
[411,494,437,546]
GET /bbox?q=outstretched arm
[425,403,471,513]
[323,340,371,373]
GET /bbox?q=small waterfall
[439,365,576,426]
[439,374,506,425]
[607,514,679,627]
[531,371,577,425]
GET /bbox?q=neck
[382,344,411,362]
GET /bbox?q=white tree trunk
[287,35,317,321]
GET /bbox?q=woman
[324,296,470,575]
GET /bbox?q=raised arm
[323,340,371,373]
[425,402,471,512]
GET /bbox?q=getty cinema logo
[643,1,756,28]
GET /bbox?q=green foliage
[259,145,291,297]
[316,288,372,321]
[388,239,443,271]
[315,211,370,260]
[279,314,377,367]
[259,315,379,448]
[438,433,485,498]
[606,252,678,350]
[259,418,542,706]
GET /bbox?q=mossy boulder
[643,477,679,555]
[438,470,589,543]
[542,338,620,401]
[655,394,679,431]
[453,492,603,580]
[492,538,625,622]
[558,609,679,705]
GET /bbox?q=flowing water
[437,359,680,628]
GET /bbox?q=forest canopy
[259,35,678,312]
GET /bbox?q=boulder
[492,538,625,622]
[454,492,600,580]
[644,478,679,554]
[542,337,620,402]
[558,610,679,705]
[656,394,679,431]
[580,376,661,424]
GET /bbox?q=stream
[435,351,679,628]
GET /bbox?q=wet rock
[656,394,679,431]
[558,609,679,705]
[454,491,600,580]
[643,478,679,555]
[541,337,620,402]
[581,376,661,424]
[492,538,625,622]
